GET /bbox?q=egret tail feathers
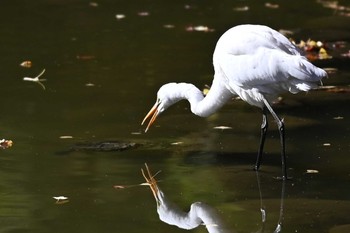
[288,56,327,82]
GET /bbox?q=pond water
[0,1,349,233]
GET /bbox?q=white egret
[142,24,327,180]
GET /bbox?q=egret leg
[262,98,288,180]
[254,107,268,171]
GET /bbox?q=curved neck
[179,77,232,117]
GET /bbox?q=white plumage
[142,24,327,179]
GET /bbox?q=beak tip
[141,101,160,133]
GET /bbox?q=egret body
[142,24,327,179]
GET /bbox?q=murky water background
[0,1,349,233]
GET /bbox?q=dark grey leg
[254,107,268,171]
[262,98,288,180]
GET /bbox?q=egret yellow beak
[141,101,160,132]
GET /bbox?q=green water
[0,1,349,232]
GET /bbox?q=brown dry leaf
[319,48,332,59]
[0,139,13,149]
[20,61,32,68]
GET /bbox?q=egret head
[141,83,182,132]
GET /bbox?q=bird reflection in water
[141,164,285,233]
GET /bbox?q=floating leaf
[233,6,249,11]
[53,196,69,204]
[306,169,319,174]
[265,3,279,9]
[20,61,32,68]
[213,126,232,130]
[171,141,183,145]
[116,14,125,20]
[186,25,214,32]
[89,2,98,7]
[59,136,74,139]
[137,12,149,16]
[23,69,46,90]
[53,196,68,201]
[319,48,332,59]
[0,139,13,149]
[163,24,175,29]
[323,68,338,74]
[76,55,95,60]
[131,131,142,135]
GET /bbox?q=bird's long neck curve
[175,76,233,117]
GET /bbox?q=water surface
[0,1,349,233]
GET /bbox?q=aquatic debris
[233,6,249,11]
[186,25,215,32]
[20,60,32,68]
[316,85,350,93]
[316,0,350,16]
[23,69,46,90]
[333,116,344,120]
[113,182,149,190]
[291,39,332,60]
[184,5,195,10]
[115,14,125,20]
[89,2,98,7]
[323,143,331,147]
[341,50,350,58]
[59,136,74,139]
[56,141,140,155]
[0,139,13,149]
[53,196,69,204]
[213,126,232,130]
[85,83,95,87]
[290,39,350,61]
[70,141,138,152]
[306,169,319,174]
[76,55,95,60]
[170,141,183,145]
[137,12,149,16]
[131,131,142,135]
[318,47,330,59]
[323,67,337,74]
[265,2,279,9]
[163,24,175,29]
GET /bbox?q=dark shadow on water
[182,150,284,168]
